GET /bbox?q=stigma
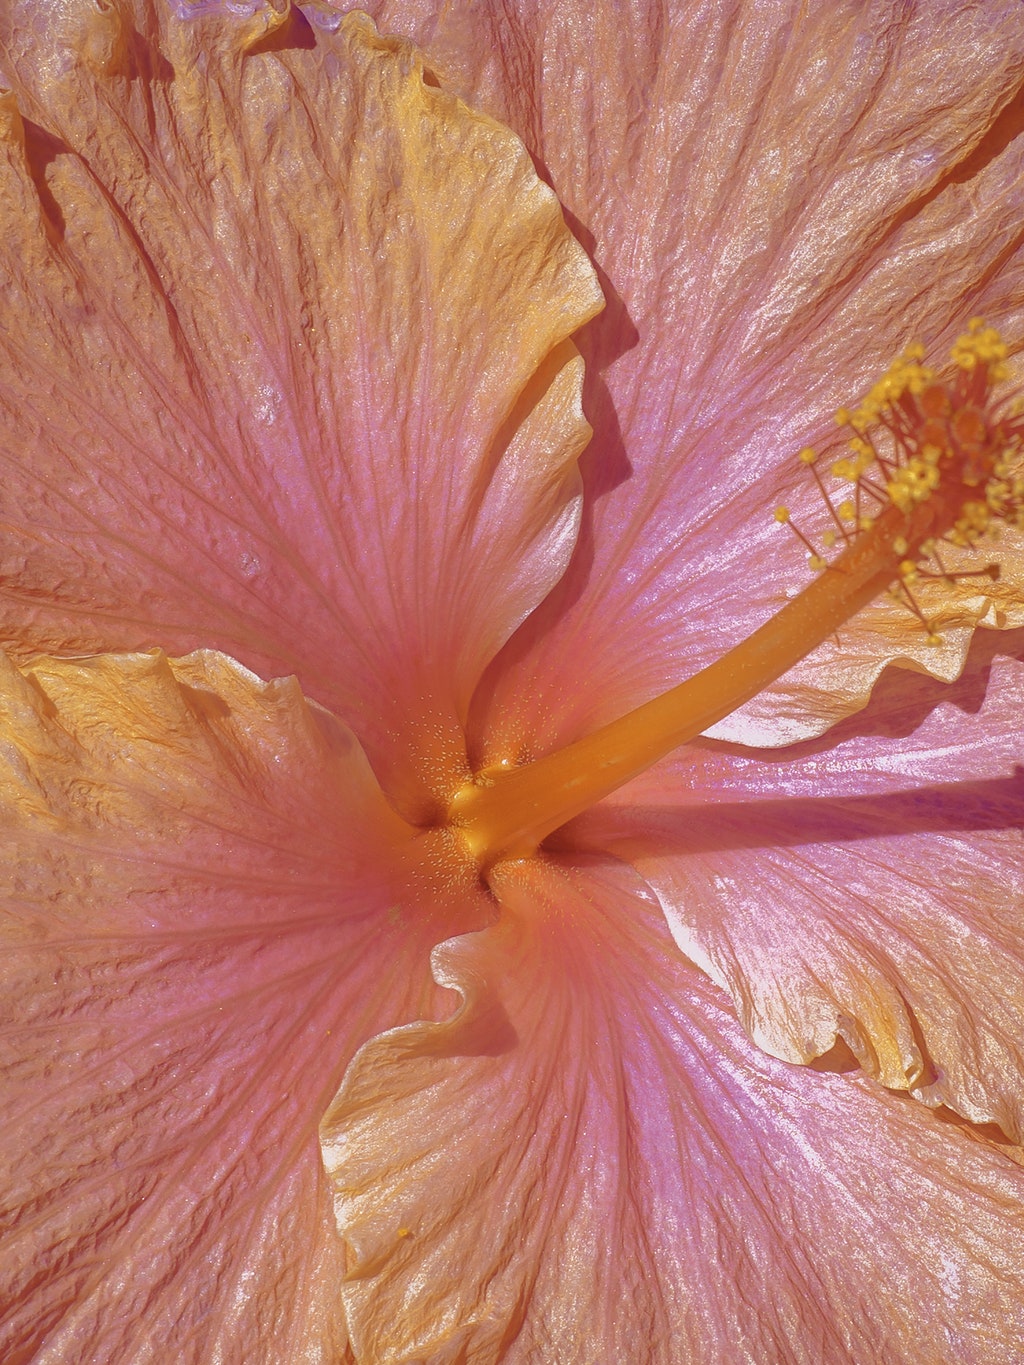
[451,322,1023,867]
[774,318,1020,641]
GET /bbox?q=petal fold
[0,5,602,813]
[323,854,1024,1364]
[575,645,1024,1143]
[368,0,1024,760]
[0,647,488,1364]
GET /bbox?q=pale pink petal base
[0,649,490,1364]
[369,0,1024,762]
[569,645,1024,1145]
[323,854,1024,1364]
[0,3,602,815]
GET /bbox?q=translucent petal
[0,3,602,814]
[366,0,1024,758]
[571,645,1024,1142]
[324,855,1024,1363]
[0,647,489,1363]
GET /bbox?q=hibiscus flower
[2,2,1024,1363]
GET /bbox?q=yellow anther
[903,361,934,395]
[854,397,881,426]
[951,323,1009,377]
[771,321,1019,660]
[886,458,940,513]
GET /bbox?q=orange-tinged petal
[707,523,1024,747]
[0,647,489,1363]
[0,3,602,815]
[570,644,1024,1142]
[710,147,1024,747]
[324,855,1024,1364]
[370,0,1024,758]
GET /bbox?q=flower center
[451,322,1023,866]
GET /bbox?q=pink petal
[0,3,601,814]
[324,854,1024,1363]
[370,0,1024,758]
[569,643,1024,1142]
[0,648,489,1363]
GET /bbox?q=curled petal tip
[238,0,293,54]
[171,0,293,48]
[302,1,344,34]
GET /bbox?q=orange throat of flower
[450,320,1024,867]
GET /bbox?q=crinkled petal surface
[0,648,489,1364]
[367,0,1024,759]
[568,640,1024,1142]
[323,855,1024,1364]
[0,1,601,813]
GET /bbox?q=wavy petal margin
[0,2,602,815]
[571,646,1024,1144]
[323,855,1024,1363]
[0,648,489,1363]
[364,0,1024,761]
